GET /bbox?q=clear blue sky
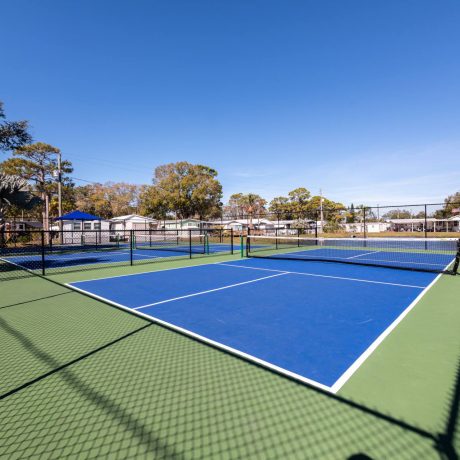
[2,0,459,206]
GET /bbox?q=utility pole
[52,152,63,242]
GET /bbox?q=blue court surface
[68,257,441,392]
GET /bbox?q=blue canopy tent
[54,211,103,246]
[55,210,102,222]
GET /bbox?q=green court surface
[1,253,459,459]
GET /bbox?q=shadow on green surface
[0,272,458,459]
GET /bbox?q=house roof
[110,214,157,223]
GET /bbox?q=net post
[189,229,192,259]
[297,228,300,247]
[231,228,234,254]
[41,230,46,275]
[315,210,318,240]
[453,239,460,275]
[240,234,244,257]
[275,227,278,250]
[424,204,428,250]
[363,207,367,240]
[130,230,133,266]
[246,227,251,256]
[205,232,209,255]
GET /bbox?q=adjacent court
[69,257,441,392]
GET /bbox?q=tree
[226,193,267,227]
[347,203,356,223]
[269,196,292,219]
[146,162,223,219]
[382,209,412,220]
[0,142,73,229]
[287,187,311,215]
[0,101,32,153]
[138,185,170,219]
[0,174,41,245]
[433,192,460,218]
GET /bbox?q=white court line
[218,263,426,289]
[66,282,332,392]
[272,251,451,267]
[65,257,451,394]
[346,251,380,259]
[330,262,451,392]
[133,272,289,310]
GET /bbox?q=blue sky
[2,0,459,206]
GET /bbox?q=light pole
[52,152,63,242]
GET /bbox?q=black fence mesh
[0,228,239,279]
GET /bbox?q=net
[246,235,460,274]
[134,233,207,254]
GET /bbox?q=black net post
[424,204,428,251]
[246,227,251,256]
[189,229,192,259]
[130,230,133,266]
[275,227,278,250]
[41,230,46,275]
[230,228,234,254]
[453,239,460,275]
[315,211,318,239]
[363,207,367,239]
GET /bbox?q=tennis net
[134,233,207,254]
[246,235,460,274]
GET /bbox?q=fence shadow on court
[1,276,459,459]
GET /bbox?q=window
[94,222,101,230]
[73,222,81,231]
[84,222,92,230]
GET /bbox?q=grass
[1,252,459,458]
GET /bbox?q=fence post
[41,230,46,275]
[363,207,367,239]
[189,229,192,259]
[130,230,133,266]
[230,228,234,255]
[424,204,428,250]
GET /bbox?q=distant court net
[134,233,207,254]
[246,235,460,274]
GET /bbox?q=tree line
[1,99,459,236]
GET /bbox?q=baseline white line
[218,263,426,289]
[65,282,332,393]
[330,267,448,393]
[346,251,380,259]
[133,272,289,310]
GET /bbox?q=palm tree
[0,174,41,246]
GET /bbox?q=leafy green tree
[382,209,412,220]
[139,185,170,219]
[0,174,41,245]
[0,101,32,153]
[0,142,73,229]
[147,162,223,219]
[433,192,460,218]
[287,187,311,215]
[347,203,356,223]
[269,196,292,219]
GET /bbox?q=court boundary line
[346,250,380,259]
[65,258,447,394]
[66,282,332,393]
[218,263,426,289]
[330,267,447,392]
[134,272,289,309]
